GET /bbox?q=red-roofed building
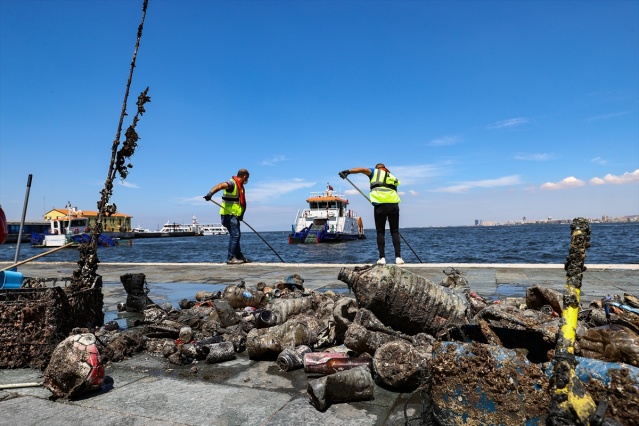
[44,206,133,233]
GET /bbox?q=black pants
[373,203,401,259]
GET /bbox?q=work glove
[339,170,350,179]
[203,192,213,201]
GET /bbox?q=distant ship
[288,185,365,243]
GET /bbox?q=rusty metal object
[276,345,312,371]
[338,265,471,336]
[307,365,375,411]
[0,277,103,368]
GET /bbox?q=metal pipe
[207,199,285,263]
[14,174,33,264]
[343,176,423,263]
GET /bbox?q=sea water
[1,222,637,265]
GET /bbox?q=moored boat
[134,216,202,238]
[198,223,228,235]
[288,185,365,244]
[30,212,119,248]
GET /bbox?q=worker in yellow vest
[339,163,403,265]
[204,169,251,265]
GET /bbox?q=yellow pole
[548,218,596,424]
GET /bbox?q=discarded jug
[307,365,374,411]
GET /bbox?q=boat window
[70,219,86,227]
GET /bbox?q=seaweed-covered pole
[547,218,596,425]
[72,0,151,290]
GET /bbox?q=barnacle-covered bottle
[338,265,470,336]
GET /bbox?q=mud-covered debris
[120,273,154,312]
[223,285,267,309]
[339,265,471,336]
[579,324,639,367]
[584,365,639,426]
[439,267,470,294]
[100,331,145,363]
[205,341,236,364]
[373,339,431,391]
[526,285,563,316]
[43,334,105,399]
[307,365,374,412]
[247,314,320,360]
[431,341,550,424]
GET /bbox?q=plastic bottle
[307,365,374,411]
[304,355,373,375]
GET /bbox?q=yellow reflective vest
[220,179,244,217]
[369,169,401,204]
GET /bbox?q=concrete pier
[1,262,638,425]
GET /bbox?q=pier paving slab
[1,261,638,425]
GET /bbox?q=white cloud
[408,190,419,196]
[429,135,459,146]
[590,169,639,185]
[513,153,552,161]
[587,111,630,121]
[487,117,529,129]
[118,180,139,188]
[590,157,607,165]
[540,176,586,190]
[434,175,522,193]
[249,178,316,203]
[261,155,286,166]
[391,164,444,185]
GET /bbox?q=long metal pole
[1,242,75,272]
[344,176,423,263]
[14,174,33,263]
[208,200,285,263]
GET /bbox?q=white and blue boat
[288,185,365,244]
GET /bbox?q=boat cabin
[305,193,352,224]
[48,216,90,235]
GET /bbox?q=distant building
[44,207,132,232]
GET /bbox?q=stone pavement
[1,262,637,425]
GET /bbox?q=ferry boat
[198,223,228,235]
[30,210,119,247]
[131,217,208,238]
[132,225,152,234]
[288,184,366,244]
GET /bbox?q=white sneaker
[396,257,405,265]
[377,257,386,265]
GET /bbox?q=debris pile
[3,219,638,423]
[68,255,635,424]
[0,276,103,369]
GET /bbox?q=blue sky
[1,0,637,231]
